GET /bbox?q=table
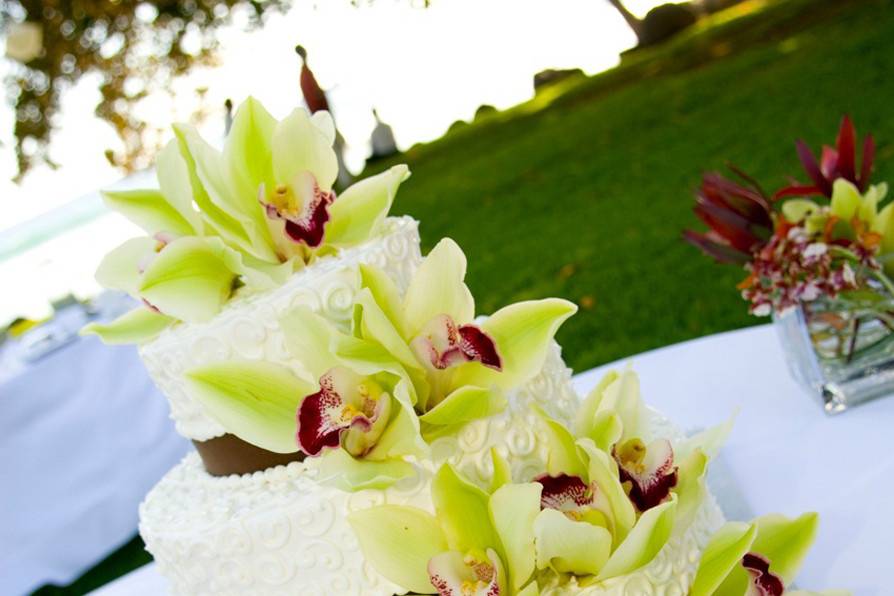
[90,325,890,595]
[0,334,191,596]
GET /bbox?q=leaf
[271,108,339,191]
[327,165,410,247]
[452,298,577,391]
[95,237,156,294]
[348,505,447,594]
[533,508,613,576]
[403,238,475,336]
[419,385,507,426]
[316,448,417,491]
[596,495,677,580]
[431,464,500,553]
[689,522,758,596]
[80,307,174,345]
[185,360,315,453]
[138,236,239,323]
[489,483,542,591]
[102,188,195,237]
[751,512,819,585]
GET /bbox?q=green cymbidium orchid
[527,368,732,581]
[349,463,542,595]
[84,97,411,344]
[689,513,845,596]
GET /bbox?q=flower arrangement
[347,368,835,596]
[83,98,410,344]
[182,238,576,490]
[685,117,894,364]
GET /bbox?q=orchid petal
[316,448,416,490]
[750,512,819,585]
[676,416,735,461]
[327,165,410,247]
[537,408,587,478]
[403,238,475,336]
[780,199,821,224]
[138,236,239,323]
[367,380,428,461]
[224,97,276,213]
[517,582,540,596]
[601,368,645,443]
[614,438,678,512]
[185,360,315,453]
[428,548,506,596]
[533,508,612,576]
[453,298,577,391]
[95,237,156,294]
[574,370,618,438]
[310,110,336,144]
[102,189,195,237]
[596,494,677,580]
[80,307,174,345]
[171,124,258,256]
[280,305,354,381]
[489,482,541,591]
[578,440,636,544]
[355,288,423,372]
[359,263,406,335]
[176,124,276,261]
[830,179,861,221]
[690,522,758,596]
[272,108,339,191]
[588,411,623,453]
[432,464,500,553]
[156,140,203,232]
[489,448,513,492]
[419,385,506,426]
[673,448,708,529]
[348,504,447,594]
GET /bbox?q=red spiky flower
[683,168,775,264]
[775,115,875,200]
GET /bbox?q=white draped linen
[0,335,190,596]
[93,324,890,594]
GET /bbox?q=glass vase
[774,289,894,413]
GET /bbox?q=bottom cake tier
[140,447,725,595]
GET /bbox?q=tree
[0,1,287,181]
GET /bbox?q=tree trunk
[605,0,644,42]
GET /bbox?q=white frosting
[140,346,725,595]
[139,216,422,440]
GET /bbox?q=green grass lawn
[36,0,894,592]
[371,0,894,372]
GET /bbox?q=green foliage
[369,0,894,371]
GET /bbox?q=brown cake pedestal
[193,434,304,476]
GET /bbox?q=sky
[0,0,669,323]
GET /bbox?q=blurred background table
[93,324,890,595]
[0,308,190,596]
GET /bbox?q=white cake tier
[139,216,422,441]
[139,347,724,595]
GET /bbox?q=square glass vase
[774,293,894,414]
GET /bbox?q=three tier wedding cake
[85,98,833,596]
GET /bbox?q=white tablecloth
[0,335,191,596]
[91,325,890,595]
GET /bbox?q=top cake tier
[140,216,422,440]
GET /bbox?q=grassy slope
[36,0,894,592]
[374,0,894,372]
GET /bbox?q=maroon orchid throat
[260,171,335,248]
